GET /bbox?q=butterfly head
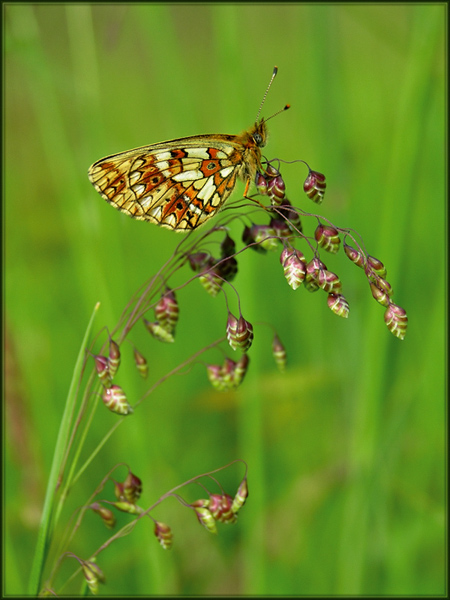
[251,119,268,148]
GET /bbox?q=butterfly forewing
[88,122,267,231]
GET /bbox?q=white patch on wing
[154,152,172,161]
[220,166,234,178]
[140,196,154,210]
[188,202,204,216]
[131,184,146,196]
[185,148,210,159]
[129,171,142,185]
[172,170,203,182]
[149,205,163,220]
[163,213,177,228]
[197,176,216,202]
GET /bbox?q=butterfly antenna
[266,104,291,122]
[255,66,279,123]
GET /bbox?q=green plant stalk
[28,303,100,595]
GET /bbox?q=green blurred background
[4,4,445,596]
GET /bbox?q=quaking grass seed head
[102,385,133,416]
[154,521,173,550]
[226,314,254,352]
[315,223,341,254]
[303,169,326,204]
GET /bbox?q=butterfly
[88,67,289,231]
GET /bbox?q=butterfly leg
[243,177,267,210]
[243,178,251,198]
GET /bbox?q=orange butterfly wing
[88,122,267,231]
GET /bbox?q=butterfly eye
[254,132,264,147]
